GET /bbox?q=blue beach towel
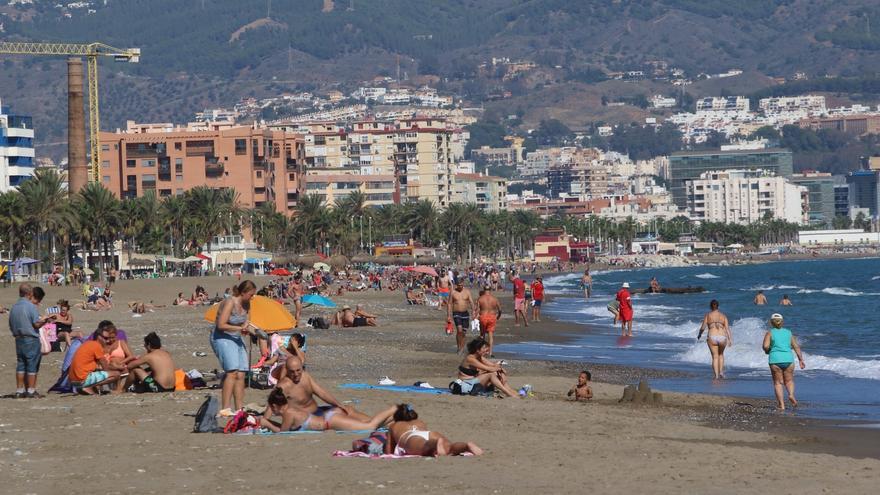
[338,383,451,395]
[49,337,84,393]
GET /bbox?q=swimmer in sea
[780,294,793,306]
[754,290,767,305]
[697,299,732,379]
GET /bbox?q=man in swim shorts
[448,281,476,353]
[276,356,370,421]
[477,288,501,356]
[437,270,451,310]
[125,332,176,393]
[510,271,528,327]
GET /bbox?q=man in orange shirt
[68,322,125,394]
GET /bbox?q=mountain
[2,0,880,160]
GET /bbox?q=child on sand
[567,370,593,401]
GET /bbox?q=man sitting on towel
[124,332,176,393]
[276,356,370,422]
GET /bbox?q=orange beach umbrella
[203,295,296,332]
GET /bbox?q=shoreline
[1,275,879,493]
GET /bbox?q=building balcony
[205,161,224,178]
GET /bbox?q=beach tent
[301,294,337,308]
[203,295,296,331]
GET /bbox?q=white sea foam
[872,276,880,281]
[695,273,720,279]
[675,317,880,380]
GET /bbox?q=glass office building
[0,98,35,192]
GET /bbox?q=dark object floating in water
[631,286,706,294]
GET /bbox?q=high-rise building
[0,98,35,192]
[790,172,835,227]
[686,169,807,225]
[668,148,794,208]
[846,170,880,218]
[834,183,850,218]
[394,118,455,207]
[98,122,304,213]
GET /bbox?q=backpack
[193,394,221,433]
[308,317,330,330]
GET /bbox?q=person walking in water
[697,300,732,379]
[762,313,806,411]
[581,270,593,300]
[754,290,767,305]
[616,282,633,337]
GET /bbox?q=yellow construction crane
[0,41,140,184]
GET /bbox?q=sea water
[496,257,880,422]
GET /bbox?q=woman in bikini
[386,403,483,457]
[260,388,395,432]
[457,337,520,398]
[697,300,732,379]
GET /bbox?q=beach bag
[470,319,481,334]
[39,323,57,355]
[174,369,193,391]
[193,394,221,433]
[445,320,454,335]
[224,410,259,434]
[308,316,330,330]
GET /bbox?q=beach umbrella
[301,294,337,308]
[402,265,439,277]
[269,267,292,276]
[313,261,331,272]
[82,268,94,275]
[203,295,296,332]
[374,255,396,265]
[328,254,349,268]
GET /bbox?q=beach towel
[332,450,474,459]
[49,337,84,393]
[243,429,383,436]
[338,383,451,395]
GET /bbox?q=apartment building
[98,122,304,213]
[696,96,750,112]
[758,95,826,115]
[304,174,396,207]
[686,169,807,225]
[348,120,396,175]
[798,114,880,136]
[0,98,35,192]
[452,173,507,212]
[394,117,455,207]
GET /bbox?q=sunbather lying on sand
[260,388,396,432]
[386,403,483,456]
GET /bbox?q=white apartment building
[380,89,412,105]
[452,173,508,212]
[0,98,35,192]
[650,95,677,108]
[355,87,387,101]
[759,95,826,115]
[696,96,750,112]
[686,169,807,225]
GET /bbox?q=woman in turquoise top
[761,313,806,411]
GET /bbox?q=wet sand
[0,276,878,494]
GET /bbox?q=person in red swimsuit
[616,282,633,337]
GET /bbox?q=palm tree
[0,190,26,261]
[161,195,188,256]
[185,186,241,252]
[74,182,121,280]
[404,199,438,245]
[294,194,330,252]
[17,168,76,273]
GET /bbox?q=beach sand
[0,276,878,494]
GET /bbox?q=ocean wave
[675,317,880,381]
[796,287,880,296]
[695,273,720,279]
[743,284,801,291]
[872,276,880,281]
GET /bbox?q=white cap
[622,282,630,288]
[770,313,783,321]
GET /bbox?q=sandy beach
[1,275,878,494]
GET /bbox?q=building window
[101,144,110,151]
[174,142,182,151]
[254,187,266,194]
[175,158,183,172]
[142,159,156,167]
[314,136,326,145]
[159,189,172,197]
[235,139,247,155]
[126,159,136,168]
[289,173,295,181]
[142,174,156,189]
[175,188,184,196]
[176,174,184,182]
[102,175,110,183]
[102,160,110,168]
[126,175,137,191]
[256,170,263,178]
